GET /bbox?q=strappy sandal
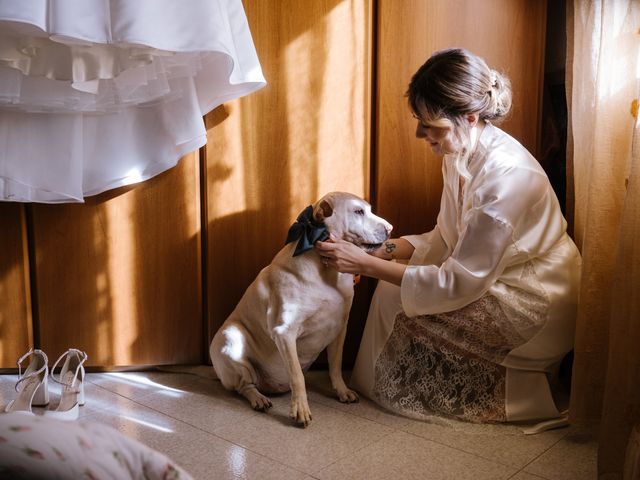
[4,348,49,414]
[45,349,87,421]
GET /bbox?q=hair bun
[488,70,512,120]
[490,70,498,88]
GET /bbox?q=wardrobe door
[203,0,373,364]
[31,153,202,367]
[375,0,547,235]
[0,204,32,368]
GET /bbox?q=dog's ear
[314,199,333,221]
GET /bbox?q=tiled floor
[0,370,598,479]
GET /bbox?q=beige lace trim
[372,294,531,423]
[492,261,550,340]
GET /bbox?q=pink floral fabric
[0,413,192,479]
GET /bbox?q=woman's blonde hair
[407,48,512,178]
[407,48,512,126]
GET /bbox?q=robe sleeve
[400,166,549,317]
[402,225,449,266]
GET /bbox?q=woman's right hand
[316,235,408,286]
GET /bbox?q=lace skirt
[351,280,549,423]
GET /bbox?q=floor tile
[86,403,312,480]
[509,472,549,480]
[213,394,394,475]
[524,425,598,480]
[125,374,261,433]
[0,375,19,409]
[175,429,314,480]
[305,370,414,428]
[81,393,206,456]
[316,430,518,480]
[86,371,206,400]
[402,416,568,468]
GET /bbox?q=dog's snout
[377,222,392,240]
[379,219,392,238]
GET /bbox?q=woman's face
[414,117,458,155]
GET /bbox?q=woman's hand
[315,235,374,275]
[315,235,409,286]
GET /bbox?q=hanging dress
[0,0,266,203]
[351,123,581,423]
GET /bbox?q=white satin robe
[351,122,581,422]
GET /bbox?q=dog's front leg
[272,332,312,427]
[327,314,359,403]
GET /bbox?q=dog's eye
[354,209,365,216]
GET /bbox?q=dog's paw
[337,388,359,404]
[245,390,272,411]
[251,396,273,411]
[290,400,312,427]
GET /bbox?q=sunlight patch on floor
[105,372,187,395]
[120,414,174,433]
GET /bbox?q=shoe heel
[78,377,85,406]
[47,349,88,420]
[32,374,49,407]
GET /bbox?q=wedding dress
[0,0,266,202]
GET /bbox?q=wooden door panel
[0,204,32,368]
[32,153,202,367]
[376,0,547,236]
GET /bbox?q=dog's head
[312,192,392,252]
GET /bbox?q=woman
[315,48,581,423]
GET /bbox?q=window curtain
[566,0,640,478]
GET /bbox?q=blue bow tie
[285,205,329,256]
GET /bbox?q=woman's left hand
[315,235,372,274]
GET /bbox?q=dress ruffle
[0,0,266,202]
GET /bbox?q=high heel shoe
[4,349,49,414]
[45,349,87,421]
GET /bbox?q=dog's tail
[155,364,218,380]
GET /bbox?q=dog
[209,192,392,427]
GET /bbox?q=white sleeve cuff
[400,264,437,317]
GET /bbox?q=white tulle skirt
[0,0,266,202]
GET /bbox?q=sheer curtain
[566,0,640,477]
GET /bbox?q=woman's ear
[466,113,480,127]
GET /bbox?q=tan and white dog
[209,192,392,427]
